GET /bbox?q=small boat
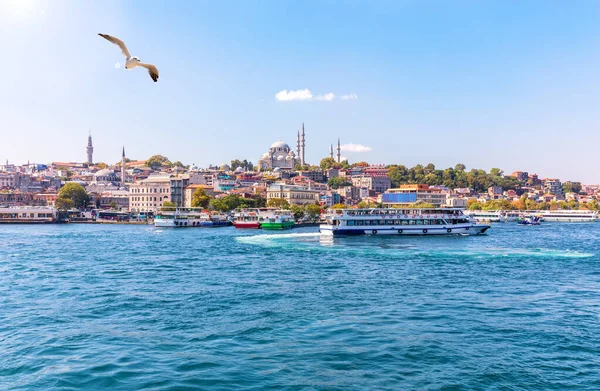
[517,216,541,225]
[154,208,232,228]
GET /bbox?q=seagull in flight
[98,33,159,82]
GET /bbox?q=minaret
[121,147,126,186]
[301,123,306,166]
[337,138,341,163]
[86,132,94,164]
[296,130,300,161]
[329,144,334,159]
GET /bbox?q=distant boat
[517,216,541,225]
[526,210,598,223]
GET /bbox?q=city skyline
[1,1,599,182]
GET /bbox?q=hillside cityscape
[1,131,598,215]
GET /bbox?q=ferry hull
[261,221,294,230]
[319,224,490,236]
[233,222,261,229]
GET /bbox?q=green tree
[109,201,117,209]
[146,155,171,169]
[357,200,374,208]
[351,161,369,168]
[209,198,228,212]
[562,181,582,194]
[330,203,346,210]
[57,182,89,209]
[455,163,466,172]
[328,177,351,189]
[266,198,290,209]
[320,157,337,170]
[290,204,305,220]
[191,188,211,208]
[162,201,177,211]
[172,161,185,168]
[304,204,322,220]
[95,162,108,169]
[55,197,74,211]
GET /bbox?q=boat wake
[235,233,594,259]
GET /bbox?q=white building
[128,175,172,213]
[266,183,320,205]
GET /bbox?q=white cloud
[315,93,335,101]
[340,143,372,153]
[341,93,358,100]
[275,89,313,101]
[275,89,357,102]
[114,63,121,69]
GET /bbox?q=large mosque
[257,124,307,171]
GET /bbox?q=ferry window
[416,220,423,225]
[386,220,394,225]
[347,220,355,226]
[409,220,415,225]
[402,220,409,225]
[357,220,364,226]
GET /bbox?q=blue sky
[1,0,599,182]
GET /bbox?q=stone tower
[86,132,94,164]
[121,147,126,186]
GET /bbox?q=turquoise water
[1,223,599,390]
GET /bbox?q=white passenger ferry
[528,210,598,222]
[463,210,504,223]
[320,208,490,236]
[154,209,231,228]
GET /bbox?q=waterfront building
[297,170,325,183]
[0,172,18,189]
[0,206,58,223]
[351,174,391,193]
[382,184,447,207]
[86,133,94,164]
[266,183,320,205]
[128,175,172,213]
[364,165,389,177]
[170,176,190,207]
[510,171,529,181]
[98,190,130,210]
[543,178,563,195]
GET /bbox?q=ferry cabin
[320,208,490,236]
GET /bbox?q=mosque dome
[235,167,244,173]
[270,141,290,150]
[94,169,115,177]
[273,167,281,172]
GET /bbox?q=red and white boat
[233,208,277,229]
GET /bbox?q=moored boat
[233,208,279,229]
[320,208,490,236]
[154,208,232,228]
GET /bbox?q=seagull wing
[138,62,159,82]
[98,33,131,59]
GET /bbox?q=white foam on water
[236,233,595,259]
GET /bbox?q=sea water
[1,223,599,390]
